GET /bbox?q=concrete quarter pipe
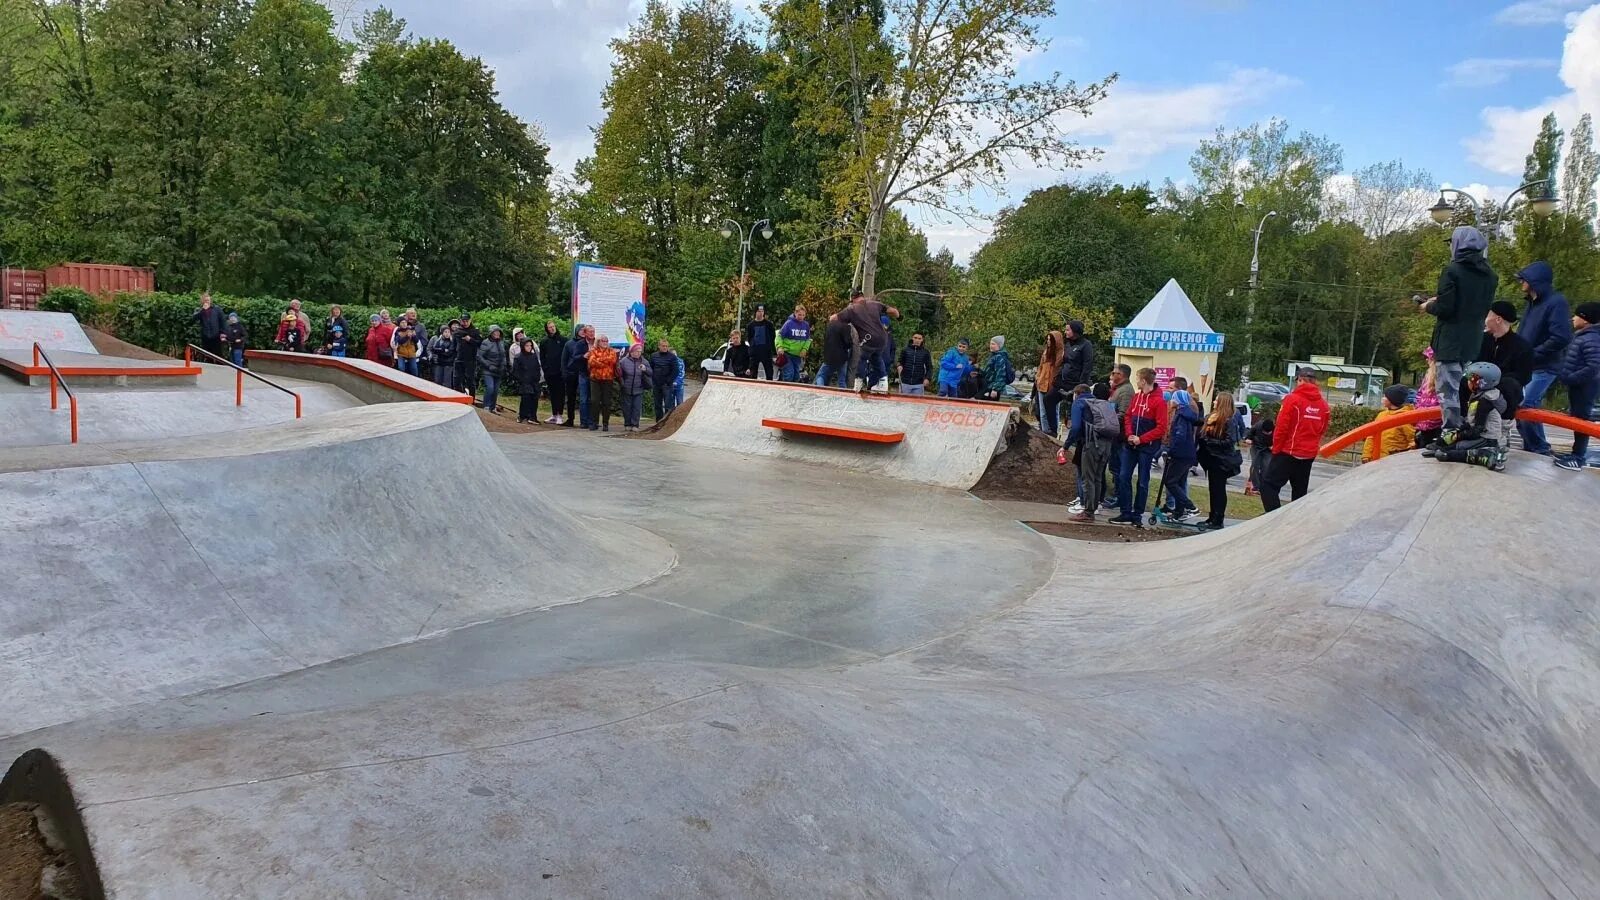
[4,444,1599,897]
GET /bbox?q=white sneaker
[546,415,560,424]
[1066,501,1084,514]
[854,378,866,392]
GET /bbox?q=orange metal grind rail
[762,417,906,444]
[1319,406,1600,458]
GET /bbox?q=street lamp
[1249,211,1277,290]
[719,217,773,332]
[1241,210,1277,388]
[1428,180,1560,232]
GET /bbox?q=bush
[1249,400,1377,439]
[39,287,107,326]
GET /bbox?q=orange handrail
[187,344,302,418]
[32,343,78,444]
[1319,406,1600,458]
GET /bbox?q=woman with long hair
[1035,330,1066,437]
[1197,391,1246,530]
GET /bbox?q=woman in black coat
[510,339,543,423]
[539,322,567,424]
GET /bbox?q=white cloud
[1061,68,1298,177]
[1465,4,1600,175]
[1495,0,1591,26]
[1444,57,1557,88]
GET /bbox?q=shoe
[545,415,558,424]
[1107,514,1138,526]
[1171,508,1194,522]
[1066,500,1084,514]
[1200,519,1223,531]
[1101,498,1119,510]
[602,424,610,432]
[1068,511,1095,523]
[588,425,598,431]
[1555,455,1583,471]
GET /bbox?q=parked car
[699,343,730,381]
[1245,381,1291,404]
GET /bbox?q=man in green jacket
[1422,225,1498,431]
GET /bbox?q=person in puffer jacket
[617,342,655,432]
[1261,367,1330,511]
[1554,302,1600,471]
[1514,260,1573,455]
[510,338,542,422]
[1159,389,1202,521]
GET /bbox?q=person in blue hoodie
[938,339,973,397]
[1554,302,1600,471]
[1513,260,1573,455]
[1159,388,1202,522]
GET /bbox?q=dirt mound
[83,327,171,361]
[1024,521,1174,543]
[970,425,1076,503]
[0,804,84,900]
[620,392,698,440]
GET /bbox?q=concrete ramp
[0,310,97,354]
[669,377,1015,489]
[0,403,675,735]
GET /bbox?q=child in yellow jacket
[1362,384,1417,463]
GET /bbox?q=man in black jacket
[562,325,592,428]
[649,339,682,420]
[816,314,853,388]
[539,322,567,424]
[747,305,778,380]
[193,293,226,357]
[1059,320,1096,392]
[897,332,934,395]
[1479,300,1533,387]
[1423,226,1497,430]
[454,314,483,397]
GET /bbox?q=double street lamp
[1241,210,1277,387]
[1427,179,1561,234]
[720,217,773,332]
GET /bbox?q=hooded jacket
[540,329,567,383]
[1516,262,1573,371]
[983,348,1014,394]
[476,336,510,377]
[1124,387,1167,446]
[1271,381,1332,459]
[428,332,456,367]
[822,318,854,367]
[1429,229,1498,363]
[562,336,590,378]
[617,353,654,395]
[1557,324,1600,388]
[510,347,542,393]
[939,347,973,387]
[1362,405,1416,463]
[1060,334,1096,391]
[1166,394,1201,463]
[777,316,813,357]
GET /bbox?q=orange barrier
[1318,406,1600,458]
[32,342,78,444]
[244,350,472,404]
[763,417,906,444]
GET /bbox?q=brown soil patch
[83,327,171,362]
[0,803,84,900]
[619,391,699,440]
[476,406,558,435]
[1024,521,1176,543]
[970,425,1077,503]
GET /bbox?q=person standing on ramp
[835,289,901,396]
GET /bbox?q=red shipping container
[2,269,47,310]
[44,263,155,297]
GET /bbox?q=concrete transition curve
[0,402,675,736]
[5,449,1599,897]
[669,376,1016,489]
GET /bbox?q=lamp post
[1428,179,1560,235]
[1241,210,1277,388]
[719,217,773,333]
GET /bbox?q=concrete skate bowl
[668,376,1016,489]
[6,451,1599,897]
[0,402,674,737]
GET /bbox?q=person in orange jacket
[1361,384,1416,464]
[587,336,620,432]
[1261,366,1332,511]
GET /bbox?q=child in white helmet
[1431,361,1508,470]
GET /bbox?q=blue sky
[339,0,1597,258]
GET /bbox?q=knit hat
[369,314,381,324]
[1576,302,1600,324]
[1092,381,1110,400]
[991,335,1006,349]
[1383,384,1410,408]
[1171,389,1191,408]
[1488,300,1519,323]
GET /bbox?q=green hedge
[40,289,688,361]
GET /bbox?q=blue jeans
[1518,369,1558,454]
[231,348,244,367]
[858,351,887,388]
[397,357,419,376]
[1162,456,1194,511]
[654,388,675,420]
[815,363,849,388]
[1117,443,1160,520]
[482,373,501,410]
[1037,392,1059,436]
[938,382,960,397]
[780,354,804,382]
[1567,380,1597,462]
[578,375,593,428]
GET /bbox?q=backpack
[1086,398,1120,439]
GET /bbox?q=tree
[771,0,1113,295]
[1524,111,1562,190]
[1562,112,1598,227]
[1335,160,1435,237]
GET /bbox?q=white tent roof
[1125,279,1216,334]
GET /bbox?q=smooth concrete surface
[246,350,472,405]
[670,376,1016,488]
[5,435,1600,898]
[0,404,675,734]
[0,310,97,354]
[0,382,356,448]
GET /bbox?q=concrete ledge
[244,349,472,405]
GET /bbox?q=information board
[572,262,647,347]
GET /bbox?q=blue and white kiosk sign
[1112,328,1226,353]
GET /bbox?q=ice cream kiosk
[1111,278,1226,404]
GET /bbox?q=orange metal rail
[32,343,78,443]
[1318,406,1600,458]
[187,344,302,418]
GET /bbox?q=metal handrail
[185,344,302,418]
[31,342,78,443]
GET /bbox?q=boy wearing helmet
[1430,361,1509,470]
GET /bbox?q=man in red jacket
[1261,366,1331,512]
[1109,367,1169,527]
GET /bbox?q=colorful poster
[572,262,647,347]
[1154,366,1177,391]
